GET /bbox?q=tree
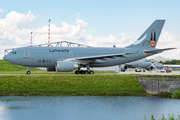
[163,60,180,65]
[159,61,163,64]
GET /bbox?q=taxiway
[118,70,180,75]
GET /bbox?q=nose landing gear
[26,67,31,75]
[26,71,31,75]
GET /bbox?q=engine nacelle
[46,67,56,71]
[120,64,128,71]
[146,66,153,71]
[55,61,79,72]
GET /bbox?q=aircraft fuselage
[4,46,146,68]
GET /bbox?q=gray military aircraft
[120,58,152,72]
[120,58,165,72]
[3,20,175,74]
[152,63,164,69]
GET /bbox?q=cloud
[76,12,80,18]
[0,11,89,59]
[0,7,4,17]
[5,11,39,29]
[0,11,39,41]
[0,11,39,58]
[32,18,88,45]
[81,33,131,47]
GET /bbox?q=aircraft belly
[90,58,129,67]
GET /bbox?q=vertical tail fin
[126,20,165,49]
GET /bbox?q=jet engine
[120,64,128,71]
[146,66,153,71]
[46,67,56,71]
[55,61,80,72]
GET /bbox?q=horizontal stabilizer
[144,48,176,54]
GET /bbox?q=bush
[171,91,179,99]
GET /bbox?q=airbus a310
[119,58,164,72]
[3,20,175,74]
[120,58,152,72]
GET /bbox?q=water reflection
[0,96,180,120]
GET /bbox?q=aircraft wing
[144,48,176,54]
[60,52,133,64]
[73,53,132,60]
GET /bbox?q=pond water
[0,96,180,120]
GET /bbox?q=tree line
[159,60,180,65]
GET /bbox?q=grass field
[0,60,144,96]
[0,74,146,96]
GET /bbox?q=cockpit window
[9,51,16,54]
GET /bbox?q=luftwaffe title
[49,49,69,52]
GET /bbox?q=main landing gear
[75,70,94,74]
[26,67,31,75]
[75,64,94,74]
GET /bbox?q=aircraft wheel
[143,69,145,72]
[85,70,89,74]
[75,70,80,74]
[89,70,94,74]
[26,71,31,75]
[80,70,85,74]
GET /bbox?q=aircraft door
[125,50,130,58]
[23,49,29,58]
[69,51,73,58]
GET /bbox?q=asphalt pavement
[118,70,180,75]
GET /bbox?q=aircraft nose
[3,55,7,61]
[3,55,11,62]
[3,54,19,64]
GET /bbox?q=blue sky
[0,0,180,59]
[1,0,180,37]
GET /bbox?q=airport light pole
[48,19,51,47]
[30,32,33,47]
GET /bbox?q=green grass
[1,59,144,96]
[0,59,45,74]
[0,60,115,74]
[0,74,146,96]
[143,114,180,120]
